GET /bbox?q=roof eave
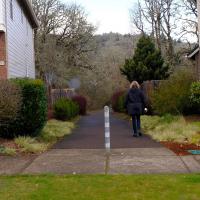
[19,0,39,29]
[187,46,199,59]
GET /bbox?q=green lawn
[1,175,200,200]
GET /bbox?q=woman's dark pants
[131,115,141,135]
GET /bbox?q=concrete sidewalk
[1,148,200,175]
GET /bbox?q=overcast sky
[62,0,135,34]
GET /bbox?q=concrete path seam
[193,155,200,164]
[19,156,38,174]
[179,156,191,173]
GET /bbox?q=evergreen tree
[121,35,169,83]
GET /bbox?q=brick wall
[0,32,7,79]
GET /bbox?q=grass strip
[0,174,200,200]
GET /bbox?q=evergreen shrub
[190,82,200,105]
[53,98,79,120]
[189,82,200,113]
[121,35,169,84]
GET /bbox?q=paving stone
[109,154,188,174]
[180,156,200,173]
[0,156,35,175]
[23,149,105,174]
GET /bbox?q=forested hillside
[32,0,196,109]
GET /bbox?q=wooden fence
[48,88,76,107]
[141,80,163,100]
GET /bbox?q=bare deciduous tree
[177,0,198,44]
[32,0,95,86]
[130,0,197,65]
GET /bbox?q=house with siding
[188,0,200,79]
[0,0,38,79]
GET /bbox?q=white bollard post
[104,106,110,150]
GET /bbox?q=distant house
[188,0,200,79]
[0,0,38,79]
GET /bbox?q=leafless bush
[0,80,22,125]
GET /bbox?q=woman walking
[125,81,147,137]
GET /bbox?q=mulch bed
[184,115,200,123]
[0,139,18,149]
[0,139,27,156]
[161,141,200,156]
[166,115,200,156]
[0,139,39,156]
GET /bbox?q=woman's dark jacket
[125,88,147,115]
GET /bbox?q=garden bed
[115,112,200,156]
[0,118,78,156]
[165,115,200,156]
[161,141,200,156]
[142,114,200,155]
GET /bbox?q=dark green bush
[53,98,79,120]
[0,79,47,138]
[189,82,200,114]
[111,91,126,113]
[151,69,195,115]
[190,82,200,105]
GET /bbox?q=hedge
[0,79,47,138]
[190,82,200,105]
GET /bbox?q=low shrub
[0,145,16,156]
[0,80,22,126]
[0,79,47,138]
[40,120,75,143]
[151,69,195,115]
[15,137,48,153]
[53,98,79,120]
[111,91,126,113]
[141,115,200,144]
[190,82,200,111]
[72,95,87,115]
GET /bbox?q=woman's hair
[130,81,140,89]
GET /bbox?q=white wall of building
[6,0,35,78]
[0,0,6,32]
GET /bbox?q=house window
[10,0,13,20]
